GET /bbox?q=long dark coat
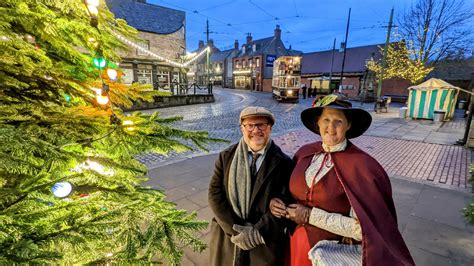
[208,141,294,266]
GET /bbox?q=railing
[162,82,213,95]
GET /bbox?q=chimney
[234,40,239,49]
[198,40,204,49]
[339,42,346,52]
[274,25,281,40]
[246,33,252,44]
[208,39,214,48]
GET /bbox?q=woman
[270,94,414,265]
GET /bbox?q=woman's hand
[269,198,287,218]
[286,203,311,225]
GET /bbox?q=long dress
[288,153,353,266]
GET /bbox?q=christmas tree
[366,42,433,84]
[0,0,213,263]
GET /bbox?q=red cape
[294,141,415,266]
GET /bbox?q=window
[157,69,170,89]
[137,40,150,56]
[235,60,240,68]
[249,59,253,68]
[121,68,134,84]
[242,59,247,68]
[137,69,152,84]
[256,58,260,67]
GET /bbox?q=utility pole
[328,38,336,93]
[206,19,211,91]
[338,8,351,93]
[377,7,394,98]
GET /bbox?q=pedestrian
[269,94,414,266]
[312,87,317,98]
[307,87,312,98]
[301,84,307,99]
[208,106,294,266]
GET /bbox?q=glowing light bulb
[96,94,109,105]
[106,68,118,81]
[93,57,106,69]
[86,0,100,7]
[87,5,99,16]
[122,120,135,131]
[51,181,73,198]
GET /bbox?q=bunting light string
[112,32,209,68]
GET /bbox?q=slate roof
[211,48,237,63]
[235,37,297,58]
[106,0,185,34]
[301,44,384,75]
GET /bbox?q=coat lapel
[249,143,281,207]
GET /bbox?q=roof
[236,37,293,58]
[211,48,237,63]
[408,78,461,91]
[427,57,474,81]
[301,44,384,75]
[106,0,185,34]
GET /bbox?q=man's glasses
[242,123,269,131]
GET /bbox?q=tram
[272,56,301,101]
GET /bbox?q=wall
[119,29,185,61]
[127,95,215,110]
[262,79,272,92]
[340,77,360,98]
[381,78,412,97]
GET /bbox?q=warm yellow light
[96,94,109,105]
[122,120,135,131]
[86,0,100,7]
[87,5,99,16]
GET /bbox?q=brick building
[106,0,186,90]
[301,43,411,99]
[232,25,301,91]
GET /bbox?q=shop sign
[266,55,276,67]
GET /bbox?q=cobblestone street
[136,87,469,191]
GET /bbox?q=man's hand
[269,198,287,218]
[230,224,264,250]
[286,203,311,225]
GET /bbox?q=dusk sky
[148,0,424,53]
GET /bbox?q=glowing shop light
[51,181,73,198]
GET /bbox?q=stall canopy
[407,78,460,120]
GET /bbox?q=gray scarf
[228,138,252,220]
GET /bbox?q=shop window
[157,70,170,89]
[137,69,152,84]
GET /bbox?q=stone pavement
[145,152,474,266]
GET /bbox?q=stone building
[210,40,240,87]
[106,0,186,90]
[188,40,220,86]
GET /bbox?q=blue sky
[148,0,419,53]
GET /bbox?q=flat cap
[239,106,275,125]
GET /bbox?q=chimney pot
[246,33,252,44]
[274,24,281,40]
[234,40,239,49]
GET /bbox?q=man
[208,106,294,266]
[301,84,307,99]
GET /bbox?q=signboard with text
[266,54,277,67]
